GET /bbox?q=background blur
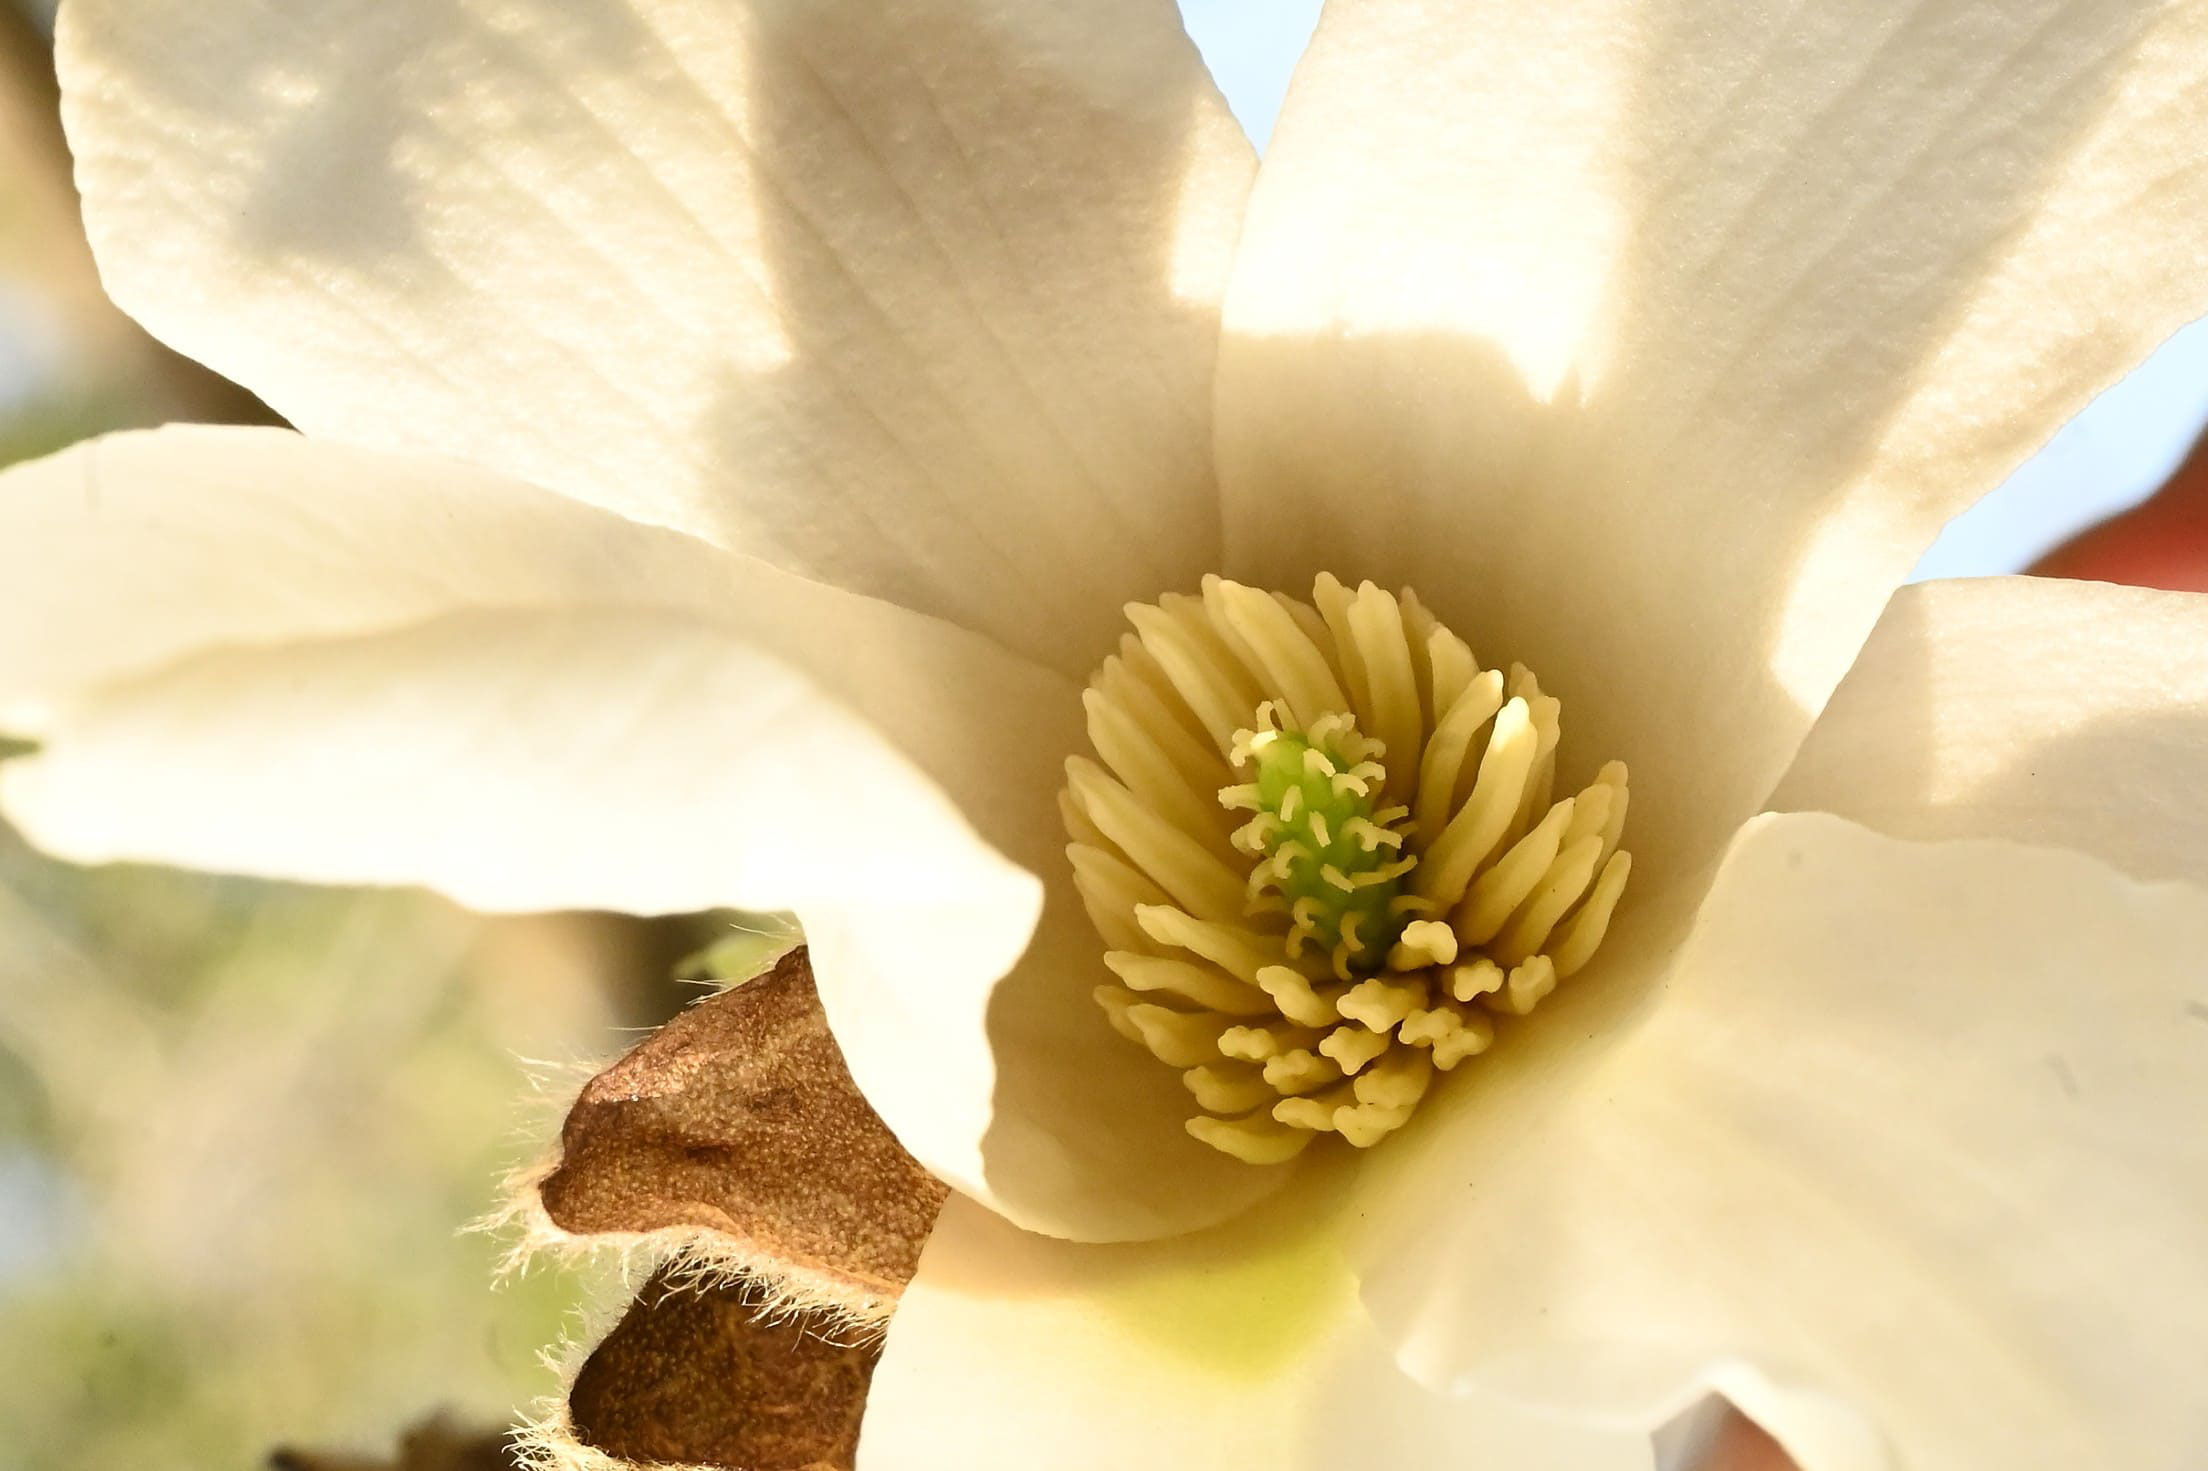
[2,2,2206,1466]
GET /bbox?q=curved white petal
[1219,0,2208,881]
[0,430,1093,891]
[1769,576,2208,886]
[861,1191,1654,1470]
[2,606,1034,916]
[0,425,749,729]
[1351,813,2208,1471]
[58,0,1253,672]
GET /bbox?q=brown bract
[534,946,945,1322]
[555,1272,878,1471]
[514,946,944,1471]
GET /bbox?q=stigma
[1062,575,1632,1164]
[1224,706,1418,978]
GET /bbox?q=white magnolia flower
[6,0,2208,1466]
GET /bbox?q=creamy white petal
[1351,813,2208,1470]
[861,1191,1654,1471]
[0,425,751,730]
[2,606,1036,914]
[2,589,1264,1238]
[0,430,1092,867]
[1218,0,2208,881]
[58,0,1253,672]
[1769,576,2208,886]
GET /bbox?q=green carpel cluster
[1227,710,1417,979]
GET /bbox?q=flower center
[1225,705,1417,979]
[1063,575,1632,1164]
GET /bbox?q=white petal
[861,1191,1654,1470]
[58,0,1254,672]
[1770,576,2208,886]
[2,606,1037,917]
[0,425,744,729]
[0,430,1093,885]
[1218,0,2208,880]
[1352,813,2208,1470]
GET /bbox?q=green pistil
[1226,710,1416,978]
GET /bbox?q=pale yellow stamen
[1254,965,1344,1027]
[1132,904,1283,986]
[1489,956,1560,1017]
[1067,575,1634,1164]
[1491,835,1605,966]
[1187,1110,1314,1164]
[1184,1063,1274,1115]
[1550,852,1633,978]
[1415,699,1537,909]
[1346,583,1421,806]
[1273,1081,1357,1133]
[1336,1102,1417,1149]
[1065,757,1244,922]
[1118,999,1235,1067]
[1104,951,1276,1017]
[1338,973,1428,1032]
[1317,1024,1391,1075]
[1425,623,1480,727]
[1415,669,1507,840]
[1449,955,1506,1003]
[1219,1020,1325,1062]
[1084,685,1222,839]
[1124,601,1257,754]
[1067,843,1167,953]
[1205,575,1349,730]
[1455,797,1579,944]
[1096,652,1221,790]
[1353,1046,1434,1109]
[1400,1001,1495,1069]
[1387,918,1458,970]
[1263,1048,1343,1095]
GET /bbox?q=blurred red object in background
[2032,432,2208,591]
[1703,1415,1796,1471]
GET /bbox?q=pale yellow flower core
[1062,575,1633,1164]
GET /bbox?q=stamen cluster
[1063,575,1631,1163]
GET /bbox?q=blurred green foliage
[0,826,607,1469]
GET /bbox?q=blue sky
[1176,0,2208,578]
